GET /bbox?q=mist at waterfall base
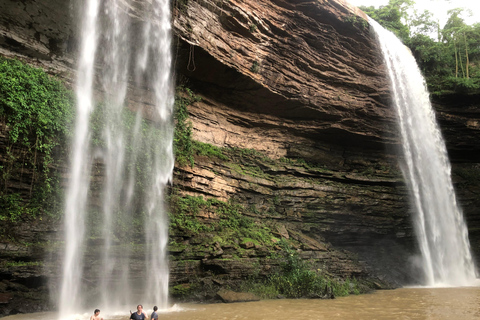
[369,18,477,287]
[58,0,174,317]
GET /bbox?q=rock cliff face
[173,0,397,161]
[169,0,410,294]
[1,0,480,316]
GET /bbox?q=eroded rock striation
[174,0,396,161]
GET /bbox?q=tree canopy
[361,0,480,95]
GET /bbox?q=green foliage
[238,279,279,299]
[0,260,42,268]
[168,195,215,234]
[192,141,228,160]
[266,240,359,298]
[360,0,413,42]
[174,87,200,167]
[0,193,36,222]
[237,240,363,299]
[0,57,74,223]
[344,15,369,30]
[170,283,193,297]
[0,57,74,148]
[364,1,480,94]
[216,200,253,231]
[227,162,270,179]
[225,146,265,159]
[443,76,480,93]
[249,24,257,33]
[169,194,275,246]
[250,61,260,73]
[173,87,231,166]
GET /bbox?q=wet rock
[216,289,260,303]
[240,241,255,249]
[274,224,289,239]
[0,293,12,304]
[211,242,224,257]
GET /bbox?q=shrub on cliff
[0,57,74,223]
[266,240,359,298]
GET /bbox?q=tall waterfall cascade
[369,18,476,286]
[59,0,174,316]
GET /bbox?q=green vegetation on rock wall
[169,194,278,249]
[168,190,371,299]
[169,87,384,299]
[0,57,74,225]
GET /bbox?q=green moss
[174,86,200,167]
[240,237,260,246]
[169,194,278,248]
[250,61,260,73]
[192,141,228,160]
[0,260,43,267]
[170,283,193,297]
[168,195,215,234]
[172,87,232,167]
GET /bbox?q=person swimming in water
[90,309,103,320]
[130,305,148,320]
[150,306,158,320]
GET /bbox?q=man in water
[130,305,148,320]
[90,309,103,320]
[151,306,158,320]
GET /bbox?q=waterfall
[369,18,476,286]
[59,0,174,316]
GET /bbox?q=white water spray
[59,0,99,315]
[59,0,174,315]
[370,18,476,286]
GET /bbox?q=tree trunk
[454,40,458,78]
[464,32,469,79]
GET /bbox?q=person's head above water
[94,309,100,315]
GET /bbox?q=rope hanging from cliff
[187,44,196,72]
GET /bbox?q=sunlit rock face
[173,0,399,162]
[1,0,480,316]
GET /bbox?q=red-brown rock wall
[1,0,480,315]
[173,0,398,159]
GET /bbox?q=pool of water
[4,287,480,320]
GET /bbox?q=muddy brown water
[4,287,480,320]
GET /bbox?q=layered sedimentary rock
[173,0,396,161]
[1,0,480,316]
